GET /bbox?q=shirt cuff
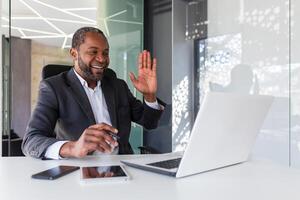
[144,99,164,110]
[44,141,69,160]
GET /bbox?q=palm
[129,50,157,96]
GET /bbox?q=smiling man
[22,27,164,159]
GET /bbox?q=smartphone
[32,165,79,180]
[80,165,130,184]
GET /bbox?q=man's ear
[70,48,78,61]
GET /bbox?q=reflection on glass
[195,0,291,166]
[172,76,190,151]
[82,166,127,179]
[197,33,242,104]
[97,0,144,153]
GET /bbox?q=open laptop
[121,92,274,178]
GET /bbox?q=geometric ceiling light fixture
[1,0,98,48]
[19,0,66,35]
[2,0,143,49]
[99,9,127,37]
[98,9,143,37]
[11,17,96,25]
[31,0,96,23]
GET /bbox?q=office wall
[31,41,72,110]
[11,37,31,138]
[143,0,172,153]
[172,0,194,151]
[0,0,2,156]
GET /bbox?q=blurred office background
[1,0,300,168]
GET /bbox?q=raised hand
[129,50,157,102]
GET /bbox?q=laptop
[121,92,274,178]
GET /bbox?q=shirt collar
[73,68,101,89]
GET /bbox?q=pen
[106,131,120,140]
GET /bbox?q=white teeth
[92,65,104,69]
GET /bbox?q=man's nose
[95,54,105,62]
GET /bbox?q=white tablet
[80,165,130,184]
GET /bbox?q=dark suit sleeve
[22,80,60,158]
[122,81,164,129]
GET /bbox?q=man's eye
[88,51,97,55]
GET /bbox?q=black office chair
[41,64,159,154]
[42,64,72,80]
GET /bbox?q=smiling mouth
[90,65,105,69]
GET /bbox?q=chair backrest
[42,64,72,80]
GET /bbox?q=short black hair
[71,27,107,50]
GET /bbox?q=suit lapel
[65,69,96,124]
[101,76,117,128]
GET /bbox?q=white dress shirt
[44,69,161,159]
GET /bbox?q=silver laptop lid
[176,92,273,178]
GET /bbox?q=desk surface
[0,154,299,200]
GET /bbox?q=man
[22,27,163,159]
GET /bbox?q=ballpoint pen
[106,131,120,140]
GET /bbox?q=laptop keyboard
[147,158,182,169]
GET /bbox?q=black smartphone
[31,165,79,180]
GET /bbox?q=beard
[77,55,108,81]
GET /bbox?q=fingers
[82,168,91,178]
[147,51,151,69]
[84,134,114,153]
[143,50,147,69]
[104,172,114,177]
[84,134,114,150]
[90,123,118,133]
[139,50,156,70]
[129,72,137,86]
[152,58,157,74]
[89,167,102,178]
[89,123,118,145]
[138,53,143,69]
[86,130,118,150]
[76,123,120,155]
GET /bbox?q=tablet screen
[81,165,128,179]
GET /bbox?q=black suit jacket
[22,68,163,158]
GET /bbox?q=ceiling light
[18,29,26,37]
[64,8,97,11]
[31,0,96,23]
[61,37,68,49]
[19,0,65,35]
[2,25,61,35]
[106,10,127,19]
[103,20,110,37]
[107,19,142,25]
[21,35,66,39]
[12,16,96,25]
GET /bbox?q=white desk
[0,154,299,200]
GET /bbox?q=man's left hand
[129,50,157,102]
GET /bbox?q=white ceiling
[2,0,98,48]
[1,0,143,48]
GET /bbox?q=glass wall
[1,0,144,155]
[291,0,300,167]
[189,0,299,167]
[97,0,144,153]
